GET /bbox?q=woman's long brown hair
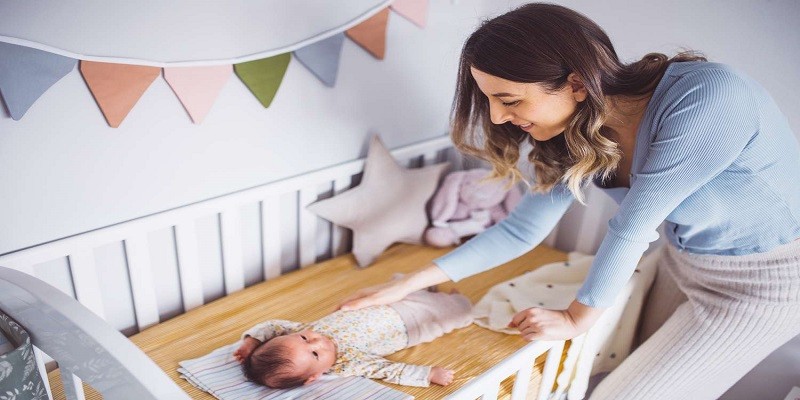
[451,3,705,203]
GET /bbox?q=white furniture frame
[0,134,564,400]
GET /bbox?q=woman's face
[470,67,587,141]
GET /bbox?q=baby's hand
[233,336,261,363]
[429,366,455,386]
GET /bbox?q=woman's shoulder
[651,61,757,118]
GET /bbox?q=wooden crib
[0,135,572,399]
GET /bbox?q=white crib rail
[446,340,565,400]
[0,135,453,329]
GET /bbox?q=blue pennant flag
[294,33,345,87]
[0,42,76,120]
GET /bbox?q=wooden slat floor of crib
[47,243,568,399]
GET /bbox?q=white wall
[1,0,798,397]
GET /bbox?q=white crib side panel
[239,202,265,287]
[194,214,225,304]
[125,233,161,330]
[94,241,137,335]
[174,221,206,311]
[260,195,282,280]
[331,177,352,257]
[220,207,245,294]
[280,192,299,272]
[314,183,334,262]
[148,227,184,321]
[31,258,75,298]
[298,187,318,268]
[68,248,106,320]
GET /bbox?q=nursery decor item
[163,65,233,124]
[345,8,390,60]
[79,61,161,127]
[293,33,346,87]
[0,42,76,120]
[0,311,48,399]
[391,0,429,28]
[424,168,523,247]
[0,0,441,125]
[234,53,292,109]
[307,135,448,267]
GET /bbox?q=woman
[340,3,800,399]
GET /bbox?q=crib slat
[331,177,351,257]
[537,341,565,400]
[61,370,86,400]
[482,383,500,399]
[260,195,282,280]
[124,233,160,330]
[33,346,54,400]
[220,208,245,294]
[510,357,534,400]
[68,249,105,320]
[174,222,204,311]
[298,187,318,267]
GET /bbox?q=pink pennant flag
[391,0,428,28]
[164,65,232,124]
[79,61,160,128]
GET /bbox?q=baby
[233,285,473,388]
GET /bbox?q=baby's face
[262,329,337,383]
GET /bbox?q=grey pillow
[0,311,48,399]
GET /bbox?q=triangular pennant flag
[294,33,345,87]
[79,61,160,128]
[346,8,390,60]
[391,0,428,28]
[164,65,232,124]
[234,53,291,108]
[0,42,76,120]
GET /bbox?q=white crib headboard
[0,135,458,333]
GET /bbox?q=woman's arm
[340,186,574,310]
[339,263,449,310]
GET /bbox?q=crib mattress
[47,243,567,399]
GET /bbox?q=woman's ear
[567,73,588,102]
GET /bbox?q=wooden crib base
[46,243,568,399]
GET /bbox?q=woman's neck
[602,95,651,144]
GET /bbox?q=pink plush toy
[425,168,523,247]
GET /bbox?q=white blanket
[472,249,659,399]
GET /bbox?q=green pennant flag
[234,53,291,108]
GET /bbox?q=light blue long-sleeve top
[434,61,800,308]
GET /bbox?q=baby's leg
[389,290,474,347]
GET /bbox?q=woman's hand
[339,263,451,311]
[508,300,605,341]
[338,279,412,311]
[429,366,455,386]
[233,336,262,363]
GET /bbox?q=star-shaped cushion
[307,136,449,267]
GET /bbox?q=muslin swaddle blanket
[178,342,413,400]
[472,248,659,399]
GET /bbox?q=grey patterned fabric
[0,311,47,400]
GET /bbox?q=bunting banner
[234,53,291,109]
[391,0,428,28]
[80,61,161,128]
[346,8,390,60]
[164,65,232,124]
[0,2,434,126]
[294,33,346,88]
[0,42,76,120]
